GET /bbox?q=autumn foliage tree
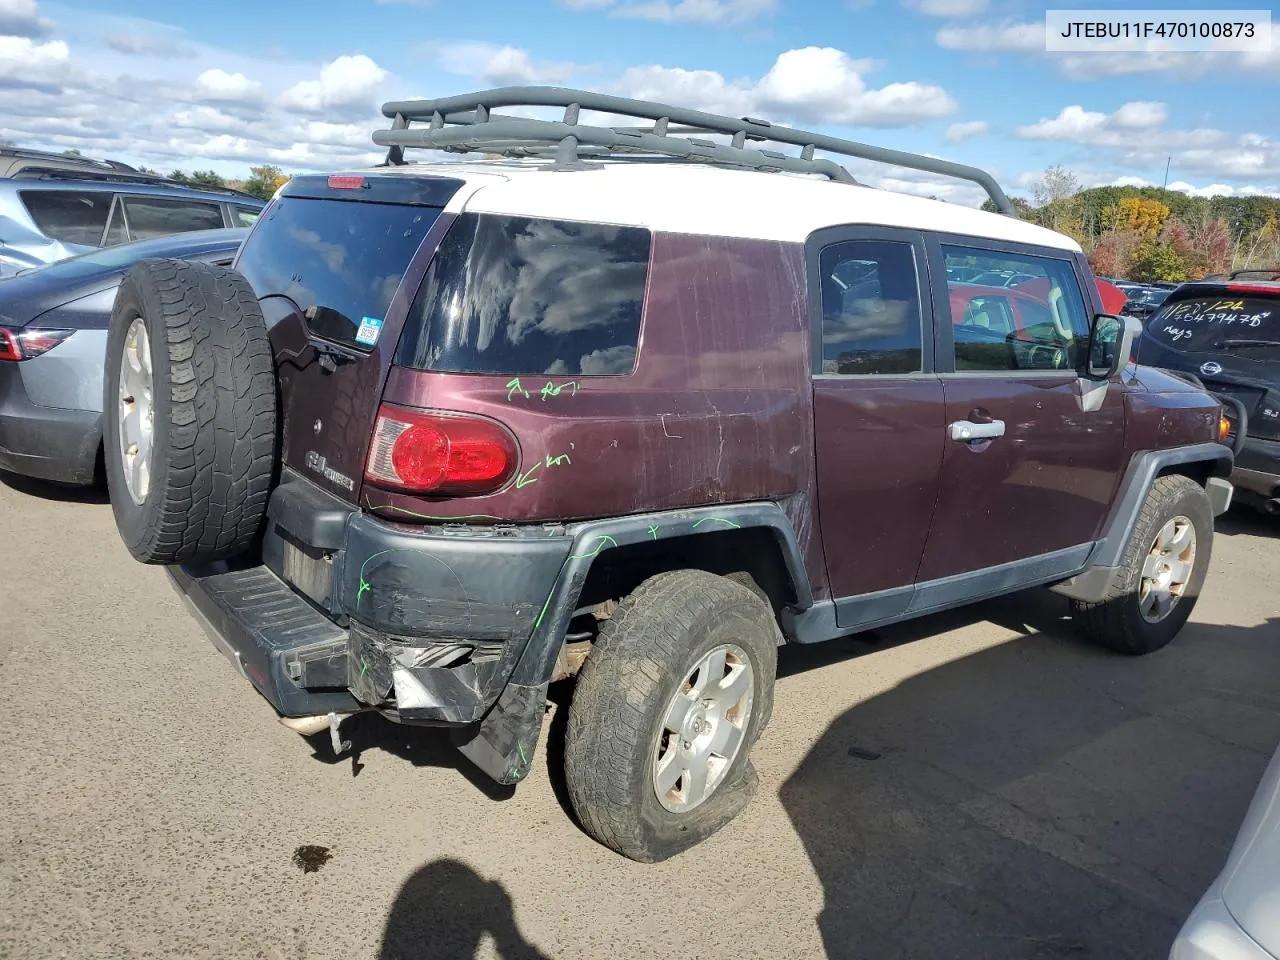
[1002,167,1280,282]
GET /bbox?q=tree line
[984,166,1280,282]
[150,165,289,201]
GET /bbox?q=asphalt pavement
[3,472,1278,960]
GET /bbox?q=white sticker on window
[355,316,384,347]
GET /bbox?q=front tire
[1071,474,1214,655]
[563,570,778,862]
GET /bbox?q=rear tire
[103,259,277,565]
[1070,475,1213,655]
[563,569,778,862]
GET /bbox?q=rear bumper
[0,361,101,484]
[169,494,573,726]
[1230,436,1280,503]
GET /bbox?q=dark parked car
[1121,284,1173,320]
[0,147,263,277]
[1136,273,1280,515]
[100,88,1234,863]
[0,228,248,484]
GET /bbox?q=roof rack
[375,86,1016,215]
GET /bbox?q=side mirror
[1086,313,1140,380]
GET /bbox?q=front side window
[818,239,922,375]
[397,213,650,377]
[20,190,112,245]
[122,197,225,240]
[944,246,1090,372]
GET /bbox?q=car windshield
[1148,294,1280,352]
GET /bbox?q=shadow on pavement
[779,597,1280,960]
[0,468,109,504]
[1215,504,1278,538]
[379,858,551,960]
[303,711,517,801]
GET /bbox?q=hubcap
[652,643,754,813]
[118,317,155,506]
[1139,516,1196,623]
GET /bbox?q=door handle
[949,419,1005,441]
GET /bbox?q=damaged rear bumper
[166,474,573,783]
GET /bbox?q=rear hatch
[233,173,465,500]
[1135,282,1280,440]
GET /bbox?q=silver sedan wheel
[1139,516,1196,623]
[117,317,155,506]
[653,643,754,813]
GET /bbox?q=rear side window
[397,213,649,376]
[818,239,923,375]
[20,190,112,245]
[234,196,442,350]
[232,204,261,227]
[122,197,224,240]
[1149,295,1278,352]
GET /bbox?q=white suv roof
[374,159,1079,252]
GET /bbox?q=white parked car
[1172,743,1280,959]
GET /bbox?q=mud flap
[450,681,550,785]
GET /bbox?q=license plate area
[263,528,337,613]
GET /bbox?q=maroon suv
[101,89,1235,862]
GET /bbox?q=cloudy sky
[0,0,1276,205]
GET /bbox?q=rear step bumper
[167,562,361,718]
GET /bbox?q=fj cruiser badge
[304,451,355,491]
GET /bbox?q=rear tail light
[1226,283,1280,295]
[0,326,73,361]
[327,175,367,190]
[364,404,518,496]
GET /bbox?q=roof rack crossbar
[375,118,856,183]
[377,86,1014,213]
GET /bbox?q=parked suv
[0,147,263,276]
[101,88,1236,862]
[1136,271,1280,515]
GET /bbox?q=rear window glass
[20,190,112,245]
[397,213,650,376]
[234,196,441,350]
[1149,295,1279,351]
[123,197,224,240]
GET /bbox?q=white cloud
[1017,105,1110,141]
[104,33,193,59]
[620,46,956,127]
[935,20,1041,51]
[945,119,988,142]
[904,0,987,17]
[194,68,263,103]
[0,0,52,38]
[1110,101,1167,130]
[279,54,387,114]
[1015,102,1280,185]
[428,41,575,85]
[561,0,776,23]
[0,35,71,88]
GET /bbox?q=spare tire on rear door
[103,258,277,565]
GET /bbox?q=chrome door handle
[949,419,1005,441]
